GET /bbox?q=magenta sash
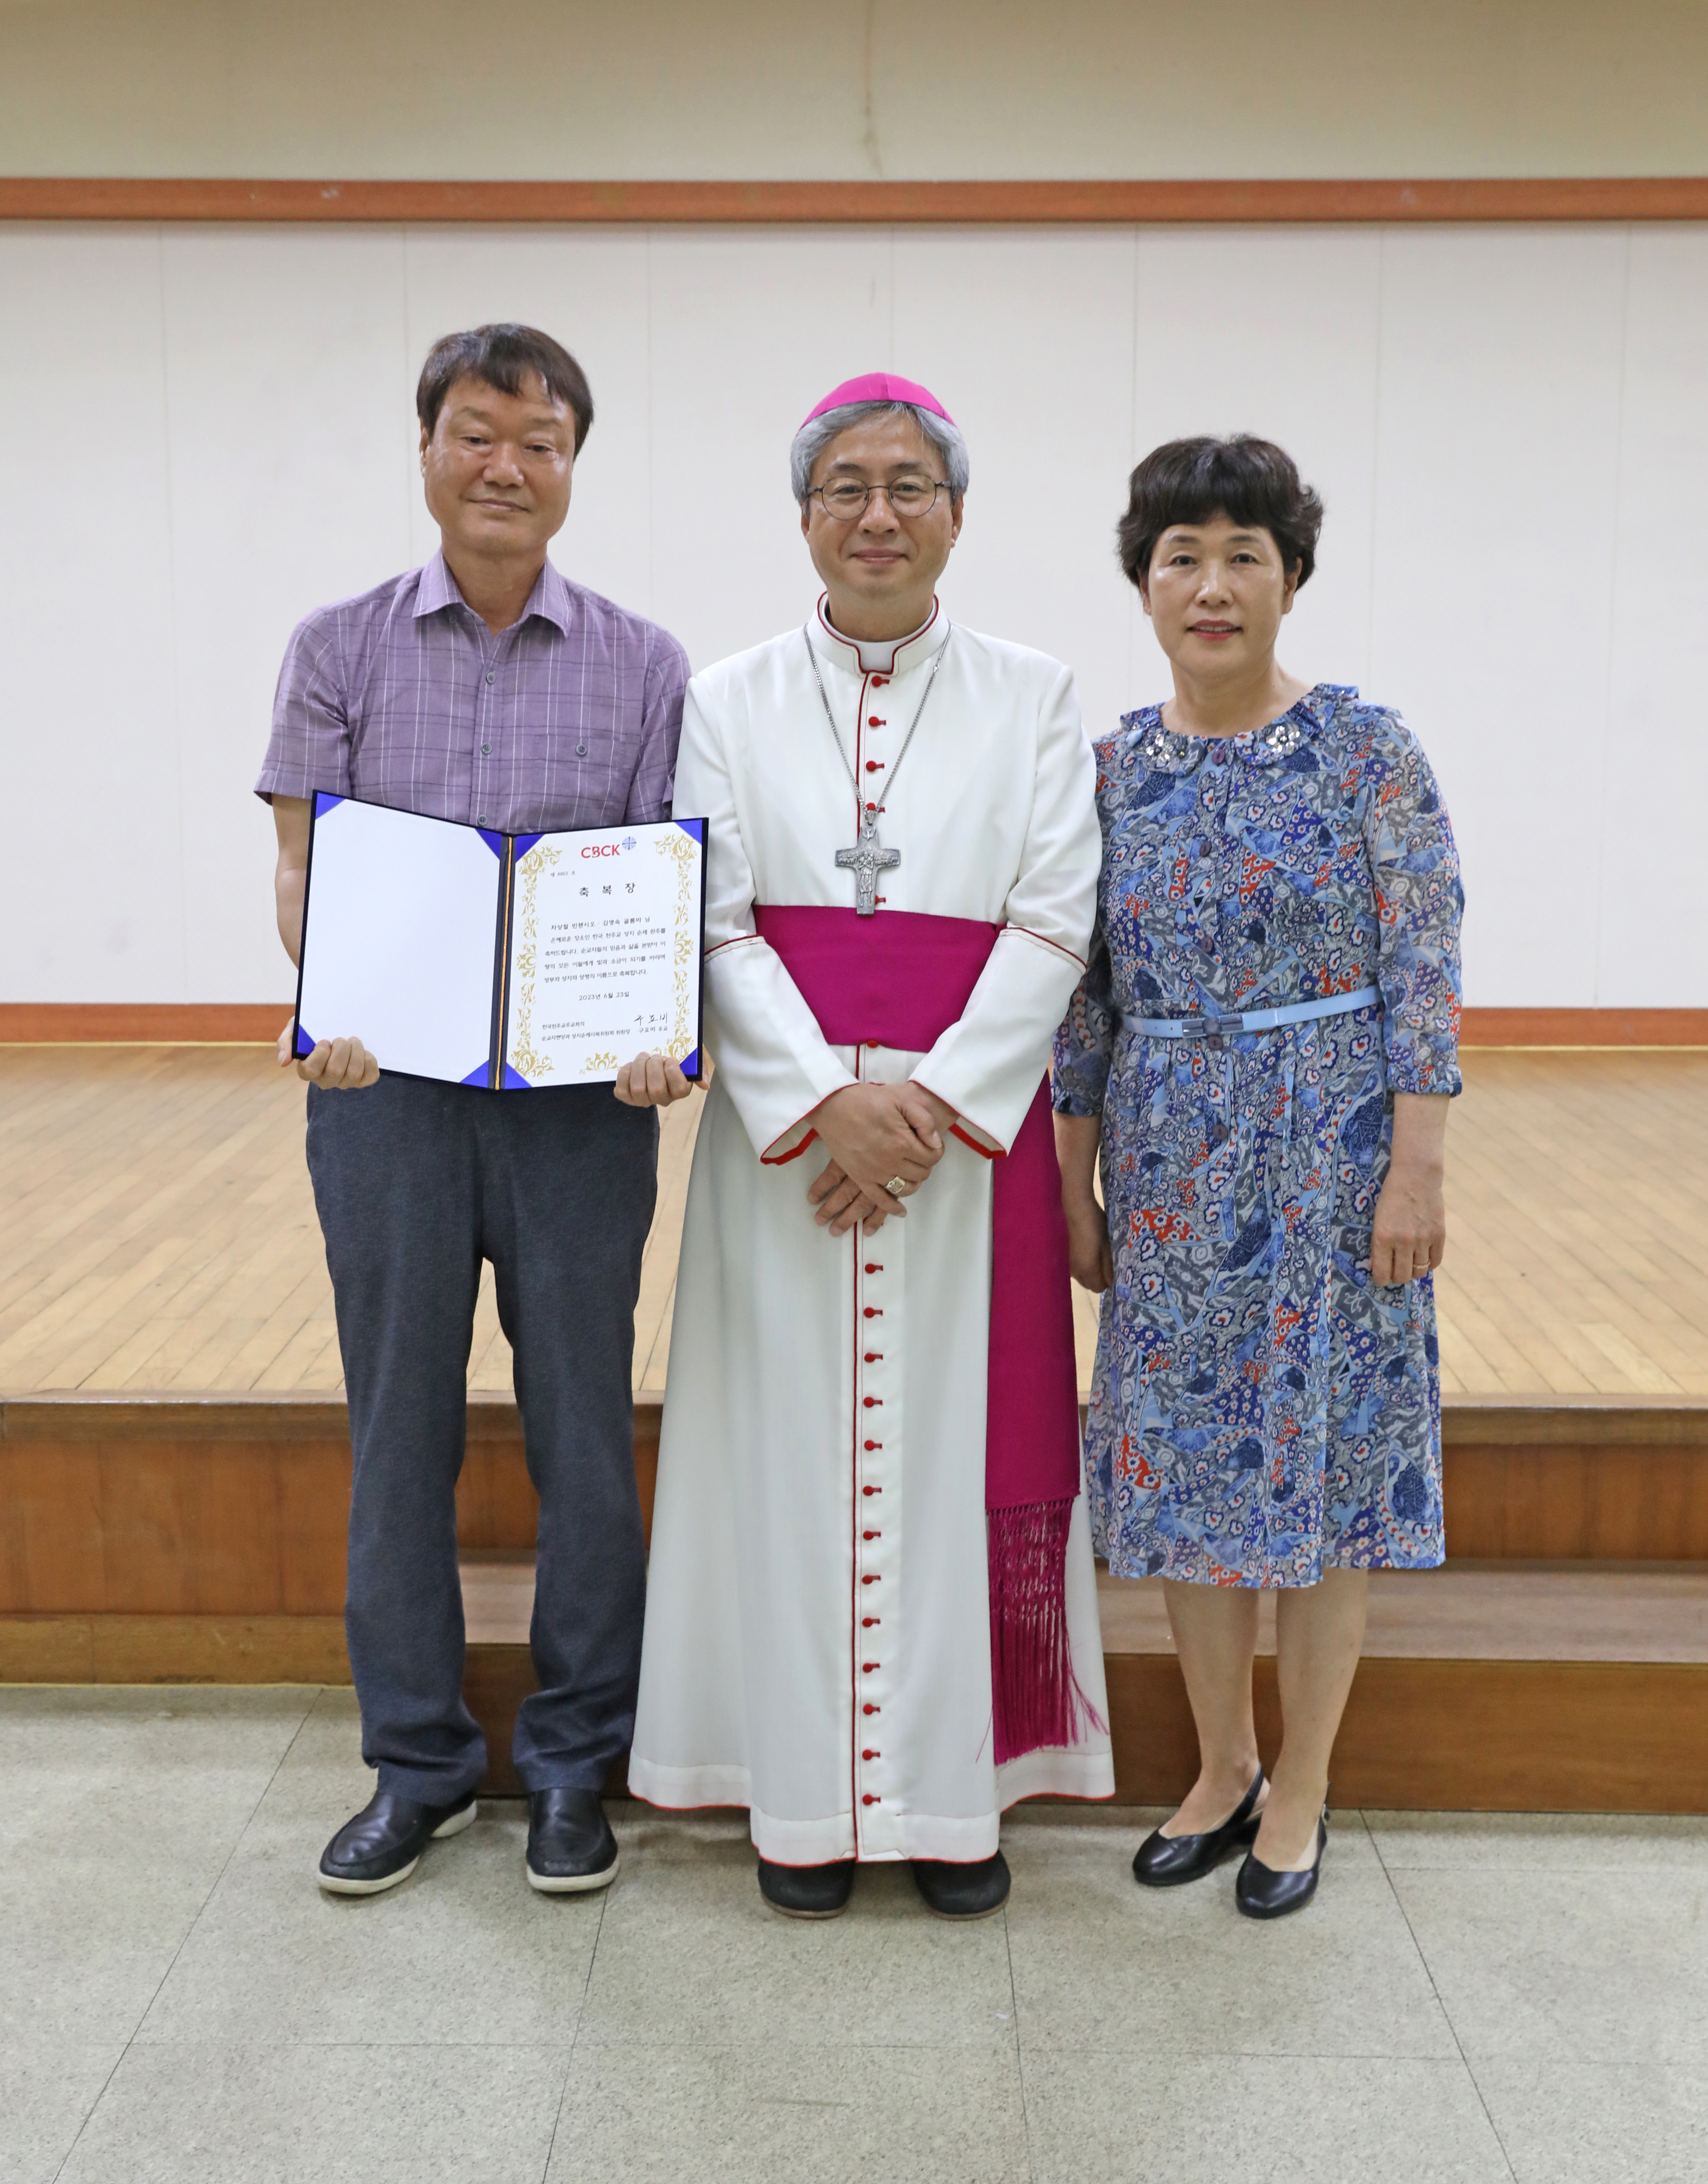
[753,904,1092,1762]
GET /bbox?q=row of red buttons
[856,1130,888,1820]
[864,669,888,903]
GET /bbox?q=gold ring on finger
[886,1175,911,1196]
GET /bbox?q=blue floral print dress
[1052,685,1463,1587]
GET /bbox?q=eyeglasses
[807,477,951,521]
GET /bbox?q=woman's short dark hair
[1117,435,1323,591]
[416,324,595,451]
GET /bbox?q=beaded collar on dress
[1120,683,1354,772]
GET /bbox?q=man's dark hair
[1117,434,1324,591]
[416,324,595,451]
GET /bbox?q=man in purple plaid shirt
[257,325,688,1900]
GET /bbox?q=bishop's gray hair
[790,400,970,507]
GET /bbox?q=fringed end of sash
[988,1495,1105,1765]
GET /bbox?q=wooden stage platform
[3,1045,1707,1401]
[3,1043,1706,1812]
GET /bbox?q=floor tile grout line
[1018,2045,1508,2063]
[30,2031,605,2052]
[1000,1904,1037,2184]
[47,1684,322,2184]
[98,2036,1474,2060]
[1364,1812,1520,2182]
[538,1877,609,2182]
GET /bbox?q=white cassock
[628,599,1115,1864]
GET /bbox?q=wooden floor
[1,1044,1705,1401]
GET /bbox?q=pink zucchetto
[800,372,956,427]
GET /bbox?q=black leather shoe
[758,1858,855,1918]
[317,1789,476,1895]
[1235,1807,1328,1920]
[526,1789,620,1894]
[913,1851,1011,1920]
[1133,1770,1265,1888]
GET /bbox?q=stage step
[1094,1564,1708,1815]
[2,1393,1705,1600]
[1094,1561,1708,1663]
[3,1392,1705,1812]
[462,1553,1708,1665]
[454,1555,1708,1815]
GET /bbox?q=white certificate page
[502,819,705,1087]
[295,796,501,1087]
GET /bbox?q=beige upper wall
[2,0,1704,181]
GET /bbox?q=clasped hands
[807,1081,957,1238]
[615,1057,951,1236]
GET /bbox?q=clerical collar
[815,594,940,673]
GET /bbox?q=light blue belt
[1120,985,1381,1040]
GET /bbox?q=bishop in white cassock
[618,374,1113,1920]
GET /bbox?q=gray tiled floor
[3,1688,1704,2184]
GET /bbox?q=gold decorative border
[506,832,697,1082]
[653,830,700,1061]
[506,844,561,1081]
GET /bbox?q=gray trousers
[306,1074,657,1803]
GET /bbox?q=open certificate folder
[292,793,706,1089]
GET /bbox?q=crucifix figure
[835,804,901,917]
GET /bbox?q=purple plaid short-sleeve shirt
[256,553,689,832]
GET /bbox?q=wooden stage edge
[4,177,1708,226]
[5,1391,1706,1811]
[4,1392,1708,1582]
[1101,1655,1708,1813]
[3,1003,1706,1047]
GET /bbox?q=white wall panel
[0,222,1700,1007]
[892,229,1138,742]
[1597,229,1708,1006]
[1369,227,1628,1005]
[644,230,894,671]
[160,227,412,1003]
[401,230,654,618]
[1132,229,1384,706]
[0,231,185,1002]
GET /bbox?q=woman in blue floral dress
[1053,436,1462,1919]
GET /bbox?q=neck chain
[802,619,952,816]
[804,620,953,916]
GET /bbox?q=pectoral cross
[835,805,901,917]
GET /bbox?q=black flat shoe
[1132,1770,1265,1888]
[526,1789,620,1894]
[913,1851,1010,1920]
[1235,1807,1328,1920]
[759,1857,855,1918]
[317,1789,476,1895]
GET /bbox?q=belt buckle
[1182,1009,1243,1047]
